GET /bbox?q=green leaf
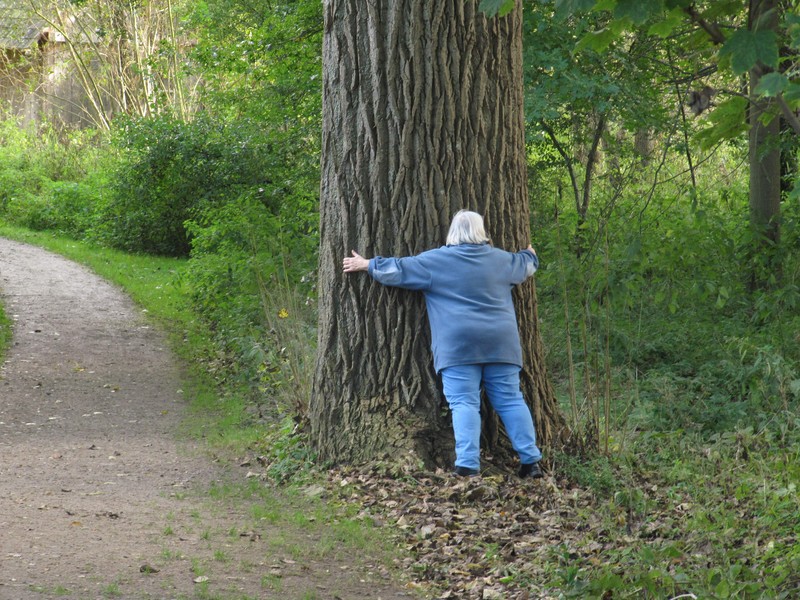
[477,0,514,17]
[613,0,661,25]
[478,0,516,17]
[715,579,731,598]
[554,0,597,20]
[788,13,800,48]
[719,29,779,75]
[754,72,788,97]
[784,81,800,104]
[648,9,683,38]
[575,27,620,53]
[695,96,748,149]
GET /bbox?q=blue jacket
[368,243,538,373]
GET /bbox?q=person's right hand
[343,250,370,273]
[526,245,536,255]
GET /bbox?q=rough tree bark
[310,0,566,467]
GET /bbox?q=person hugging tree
[343,209,544,478]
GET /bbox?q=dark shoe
[518,462,543,479]
[454,466,480,477]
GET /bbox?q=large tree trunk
[311,0,566,467]
[748,0,782,287]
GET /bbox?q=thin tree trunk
[311,0,565,467]
[748,0,781,285]
[667,44,697,190]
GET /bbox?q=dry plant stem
[555,213,579,431]
[582,291,598,441]
[27,0,189,124]
[28,0,111,129]
[667,43,696,189]
[166,0,187,119]
[251,231,312,416]
[603,226,612,454]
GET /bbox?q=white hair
[446,210,490,246]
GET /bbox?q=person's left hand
[343,250,370,273]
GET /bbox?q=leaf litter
[315,464,579,599]
[303,461,722,599]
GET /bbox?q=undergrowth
[542,421,800,599]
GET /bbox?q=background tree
[522,4,671,252]
[555,0,800,283]
[310,0,566,467]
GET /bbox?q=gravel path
[0,238,407,600]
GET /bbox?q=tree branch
[776,93,800,134]
[683,5,727,45]
[581,113,607,220]
[541,121,582,216]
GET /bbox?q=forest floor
[0,238,412,600]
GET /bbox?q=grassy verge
[539,425,800,598]
[0,296,11,363]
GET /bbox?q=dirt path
[0,238,409,600]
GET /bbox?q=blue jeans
[441,363,542,471]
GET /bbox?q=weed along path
[0,238,409,600]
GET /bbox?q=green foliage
[93,115,277,256]
[258,417,316,484]
[719,29,779,75]
[552,450,619,496]
[524,5,665,130]
[755,71,789,97]
[0,120,111,237]
[478,0,516,17]
[555,0,800,155]
[6,180,102,238]
[172,0,322,417]
[189,0,322,132]
[696,97,749,148]
[536,146,799,434]
[548,424,800,599]
[184,188,317,414]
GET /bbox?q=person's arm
[509,245,539,284]
[342,250,433,290]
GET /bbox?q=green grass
[0,298,11,363]
[101,581,122,598]
[541,423,800,598]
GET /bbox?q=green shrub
[6,181,100,237]
[0,119,108,231]
[184,188,318,415]
[93,115,279,257]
